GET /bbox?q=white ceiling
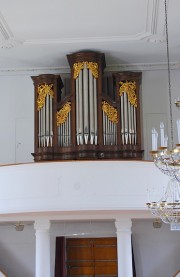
[0,0,179,71]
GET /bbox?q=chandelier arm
[164,0,174,148]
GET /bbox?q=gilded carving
[87,62,98,79]
[73,62,98,79]
[57,102,71,126]
[37,83,54,111]
[102,101,118,124]
[73,62,84,79]
[119,81,137,107]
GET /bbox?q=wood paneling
[66,238,117,277]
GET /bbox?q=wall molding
[0,62,179,76]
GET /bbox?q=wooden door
[66,237,117,277]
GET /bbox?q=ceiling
[0,0,180,71]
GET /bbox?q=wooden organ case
[32,51,143,161]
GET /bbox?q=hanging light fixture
[147,0,180,225]
[150,0,180,181]
[147,178,180,224]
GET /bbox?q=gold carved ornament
[102,101,118,124]
[73,62,98,79]
[119,81,137,107]
[57,102,71,126]
[37,83,54,111]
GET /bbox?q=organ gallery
[31,51,143,161]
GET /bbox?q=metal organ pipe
[102,101,117,146]
[75,78,79,145]
[68,112,71,146]
[93,78,98,145]
[134,106,137,144]
[57,114,71,147]
[120,91,137,145]
[46,94,49,146]
[38,93,54,148]
[74,64,98,146]
[38,109,41,147]
[83,64,89,144]
[123,92,128,144]
[42,104,45,147]
[49,96,53,147]
[128,100,132,144]
[89,70,94,145]
[79,70,83,145]
[56,102,71,147]
[121,94,124,145]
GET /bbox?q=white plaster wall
[142,70,170,160]
[0,224,35,277]
[0,75,34,165]
[0,161,168,214]
[132,220,180,277]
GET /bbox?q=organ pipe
[89,70,94,144]
[73,61,99,146]
[119,80,137,145]
[94,78,98,145]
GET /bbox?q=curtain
[131,236,136,277]
[54,237,66,277]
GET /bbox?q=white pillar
[115,218,133,277]
[34,219,51,277]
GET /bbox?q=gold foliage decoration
[119,81,137,107]
[37,83,54,111]
[73,62,98,79]
[102,101,118,124]
[57,102,71,126]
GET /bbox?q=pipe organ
[32,51,143,161]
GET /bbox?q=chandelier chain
[164,0,174,148]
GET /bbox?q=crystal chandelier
[147,0,180,225]
[150,0,180,181]
[147,178,180,224]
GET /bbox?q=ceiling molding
[0,12,22,48]
[23,0,166,46]
[0,62,179,76]
[23,34,163,46]
[140,0,166,42]
[146,0,160,35]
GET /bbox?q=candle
[155,130,158,150]
[164,135,168,147]
[176,119,180,144]
[160,122,165,147]
[152,128,158,151]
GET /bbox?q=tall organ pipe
[121,94,125,145]
[124,93,128,144]
[79,70,83,145]
[68,113,71,145]
[93,78,98,145]
[75,78,79,145]
[50,96,53,147]
[134,106,137,144]
[89,70,94,144]
[46,94,49,146]
[128,100,132,144]
[42,105,45,147]
[83,65,89,144]
[38,110,41,147]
